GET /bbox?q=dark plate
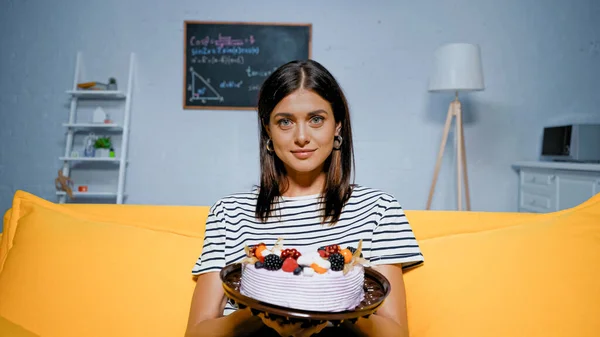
[220,263,391,323]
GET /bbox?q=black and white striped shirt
[191,185,424,315]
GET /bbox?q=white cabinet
[513,161,600,213]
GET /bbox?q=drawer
[520,191,554,212]
[521,183,555,199]
[518,206,542,213]
[521,171,556,189]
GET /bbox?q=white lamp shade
[428,43,485,92]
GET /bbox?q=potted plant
[94,136,112,157]
[108,77,118,91]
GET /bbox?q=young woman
[185,60,424,337]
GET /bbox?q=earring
[266,139,274,152]
[333,135,343,150]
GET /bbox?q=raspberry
[263,254,283,271]
[328,253,345,271]
[318,244,340,258]
[280,248,301,260]
[327,244,340,253]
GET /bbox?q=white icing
[240,263,364,312]
[313,258,331,269]
[296,255,313,266]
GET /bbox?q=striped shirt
[191,185,424,315]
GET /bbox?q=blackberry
[328,253,345,271]
[263,254,283,271]
[347,246,363,257]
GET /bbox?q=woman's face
[267,89,340,176]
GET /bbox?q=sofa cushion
[0,191,205,337]
[0,191,209,273]
[403,193,600,337]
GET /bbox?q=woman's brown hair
[255,59,355,225]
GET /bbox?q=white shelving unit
[58,52,135,204]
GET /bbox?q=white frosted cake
[239,240,368,312]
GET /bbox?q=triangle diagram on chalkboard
[188,67,224,103]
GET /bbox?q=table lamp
[426,43,484,211]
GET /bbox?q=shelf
[59,157,120,162]
[56,191,119,198]
[63,123,123,131]
[66,90,126,99]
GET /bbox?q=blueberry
[255,261,264,269]
[293,266,303,275]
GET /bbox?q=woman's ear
[335,122,342,136]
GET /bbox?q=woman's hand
[340,263,410,337]
[256,312,329,337]
[185,272,263,337]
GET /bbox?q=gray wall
[1,0,599,229]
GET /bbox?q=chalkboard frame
[183,21,312,110]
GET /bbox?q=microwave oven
[540,124,600,163]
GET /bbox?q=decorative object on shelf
[426,43,485,211]
[78,185,88,192]
[92,107,107,124]
[77,81,109,90]
[77,77,118,91]
[83,133,97,157]
[55,170,74,199]
[109,148,116,158]
[94,136,112,157]
[108,77,118,91]
[70,150,79,158]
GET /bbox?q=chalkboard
[184,21,312,110]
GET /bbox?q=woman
[185,60,424,337]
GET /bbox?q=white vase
[96,148,110,158]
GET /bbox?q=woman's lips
[291,149,316,159]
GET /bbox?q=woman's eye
[278,118,292,127]
[310,116,324,124]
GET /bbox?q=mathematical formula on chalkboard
[183,21,312,110]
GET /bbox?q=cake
[239,239,369,312]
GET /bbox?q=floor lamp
[426,43,485,211]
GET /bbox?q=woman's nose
[294,124,310,146]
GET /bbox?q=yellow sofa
[0,190,598,337]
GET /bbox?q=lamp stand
[426,92,471,211]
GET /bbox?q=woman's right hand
[256,312,329,337]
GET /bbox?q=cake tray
[220,263,391,325]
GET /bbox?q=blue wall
[1,0,599,228]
